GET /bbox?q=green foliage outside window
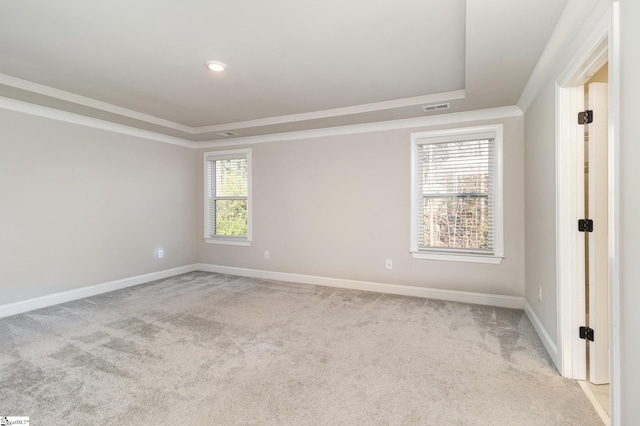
[208,157,248,238]
[215,199,247,237]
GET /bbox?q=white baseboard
[524,299,559,369]
[1,263,526,319]
[0,264,198,318]
[196,263,525,309]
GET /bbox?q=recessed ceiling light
[205,60,228,72]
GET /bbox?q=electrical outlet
[157,249,164,259]
[385,259,393,270]
[264,251,270,260]
[538,286,543,302]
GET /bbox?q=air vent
[422,103,451,113]
[216,131,238,137]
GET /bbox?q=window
[204,149,252,245]
[410,125,503,263]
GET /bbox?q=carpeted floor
[0,272,602,425]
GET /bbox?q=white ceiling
[0,0,568,142]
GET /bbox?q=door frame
[555,2,620,423]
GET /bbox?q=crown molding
[192,90,466,134]
[1,93,522,150]
[0,73,193,134]
[195,105,523,148]
[0,96,196,148]
[517,0,612,113]
[1,72,467,137]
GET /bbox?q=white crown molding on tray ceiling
[198,106,523,148]
[0,93,522,150]
[0,72,464,137]
[0,95,195,148]
[193,90,466,134]
[0,73,193,134]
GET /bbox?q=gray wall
[522,0,619,355]
[198,116,525,297]
[523,82,558,342]
[2,0,638,419]
[0,108,198,305]
[523,0,639,421]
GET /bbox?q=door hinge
[578,219,594,232]
[580,326,595,342]
[578,110,593,124]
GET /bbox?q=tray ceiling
[0,0,568,142]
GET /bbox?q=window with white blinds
[410,126,503,263]
[204,149,252,245]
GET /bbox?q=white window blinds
[416,137,494,253]
[205,151,250,240]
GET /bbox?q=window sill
[204,238,251,247]
[411,251,504,264]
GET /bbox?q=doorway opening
[555,4,621,424]
[581,63,610,419]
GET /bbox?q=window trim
[410,125,504,264]
[203,148,252,246]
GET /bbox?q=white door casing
[555,2,621,423]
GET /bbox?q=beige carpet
[0,272,602,425]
